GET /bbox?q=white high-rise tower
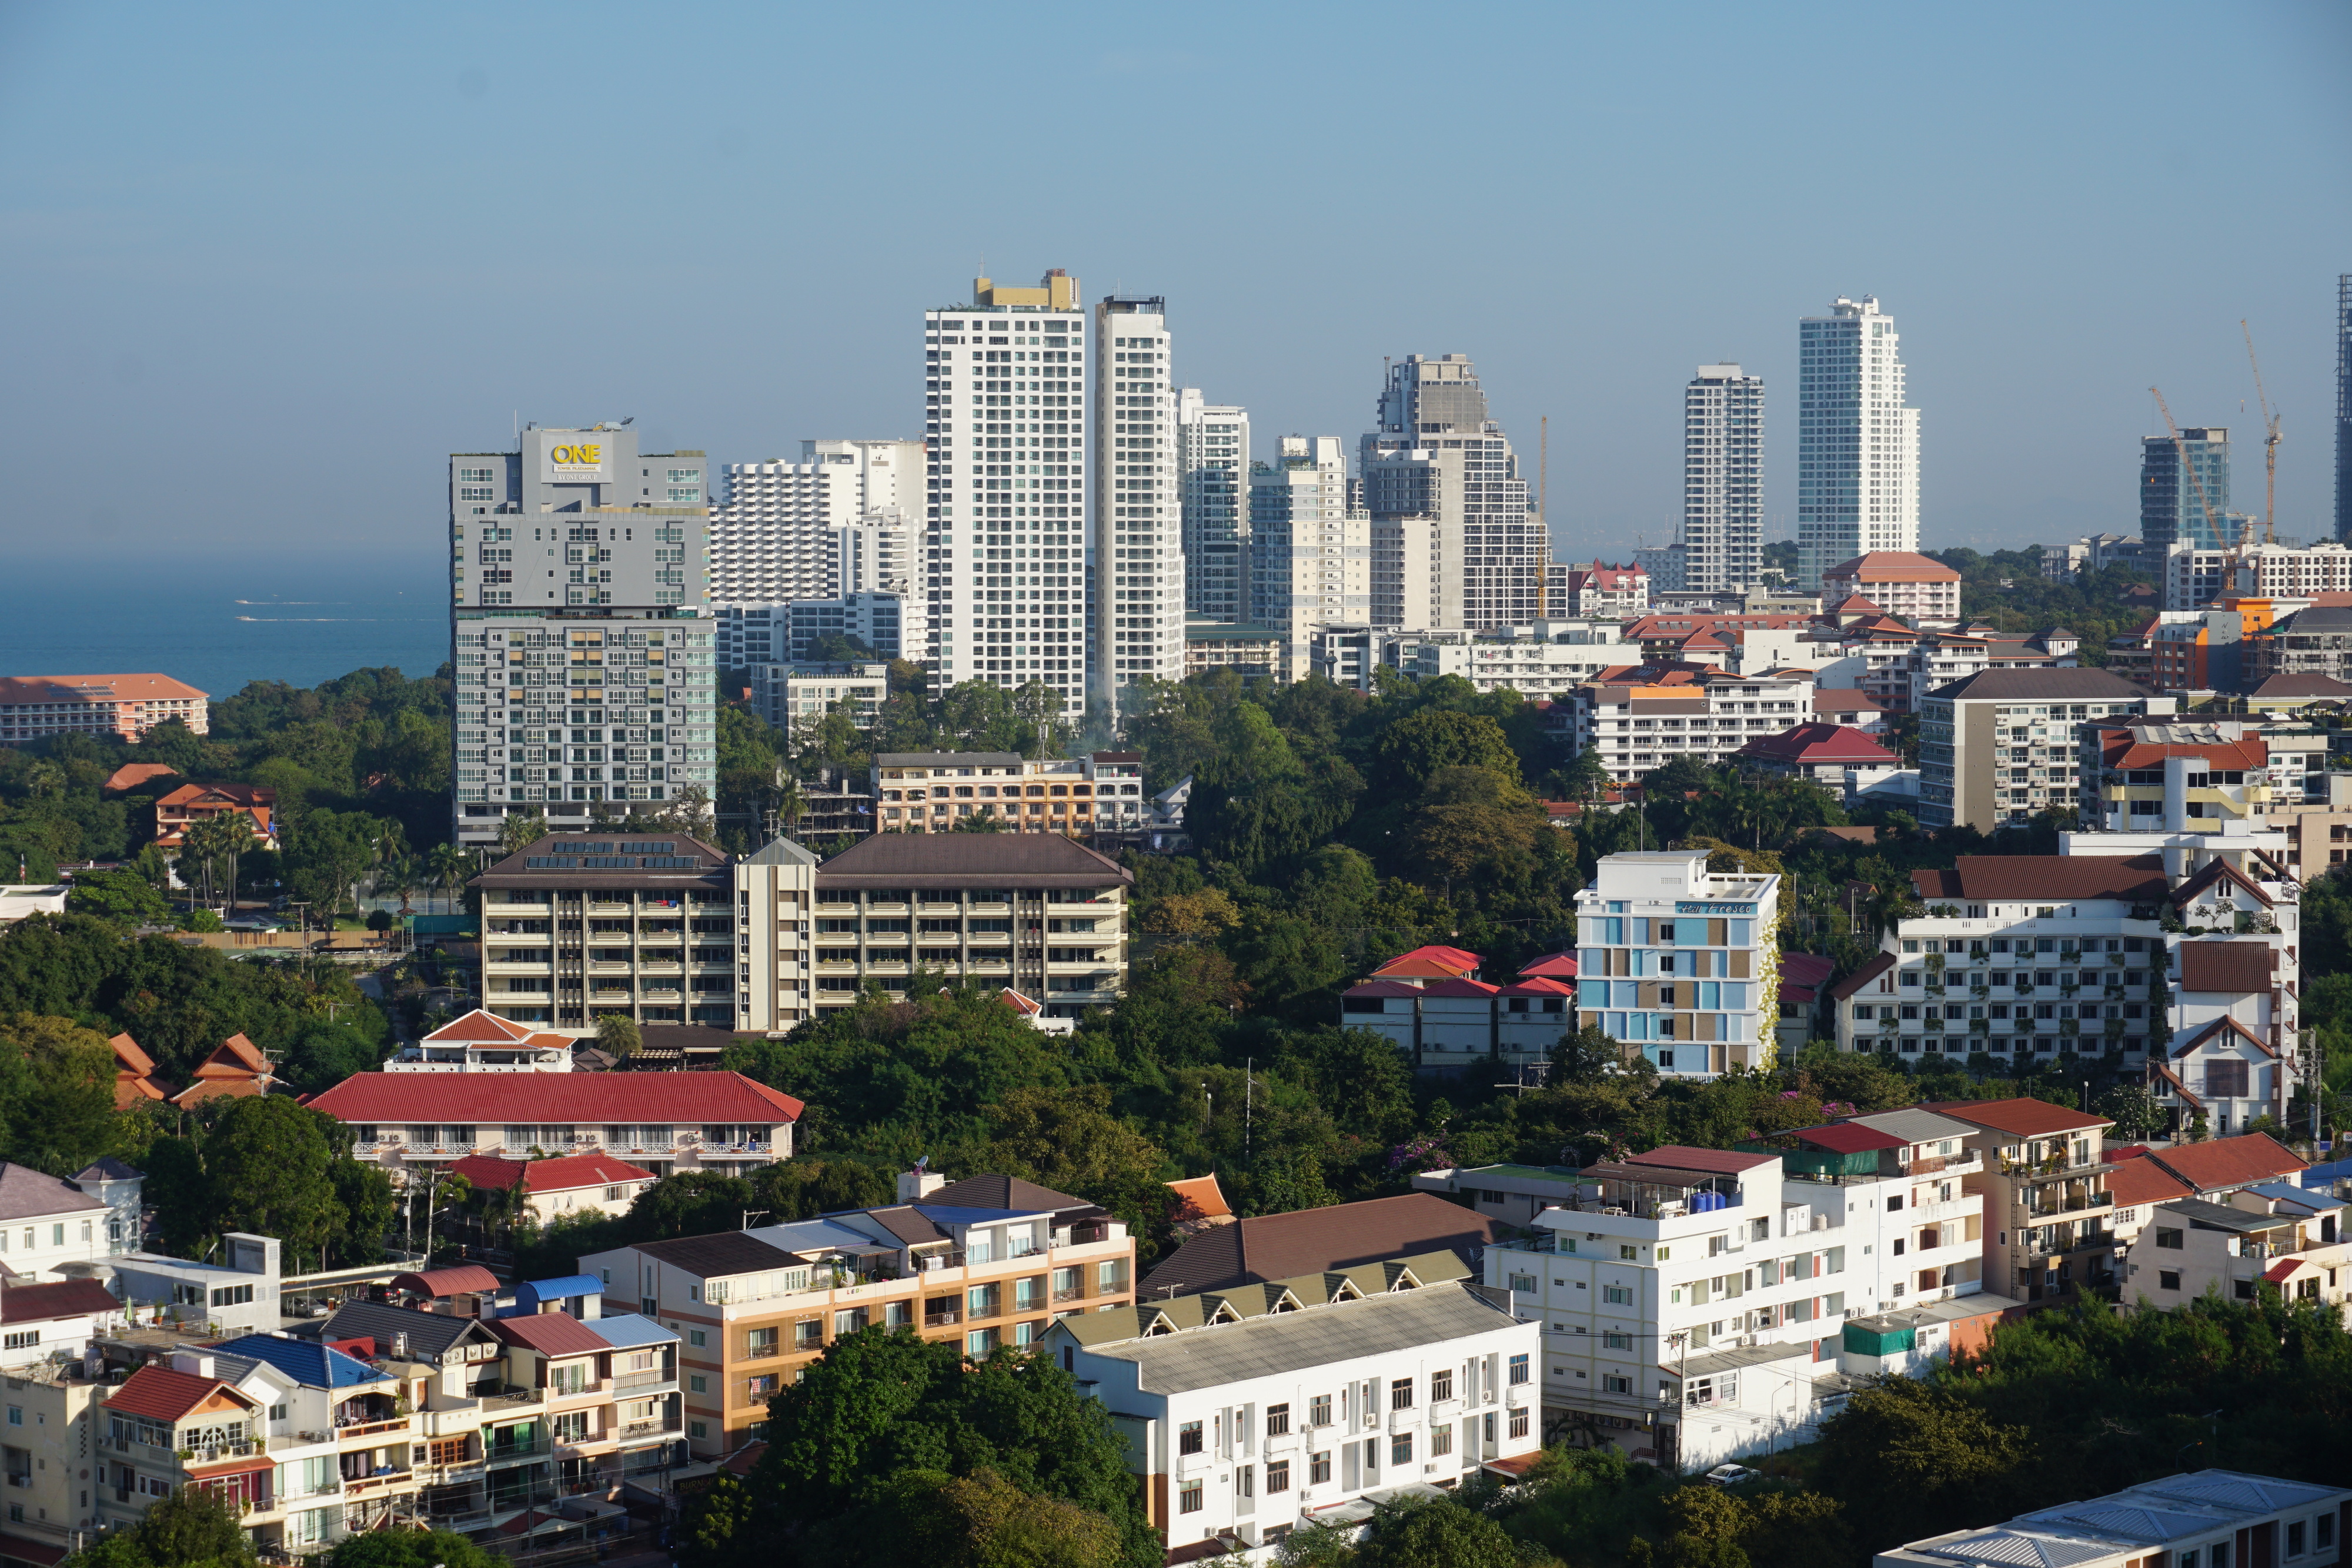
[1682,365,1764,594]
[1359,354,1542,630]
[1094,296,1182,710]
[1177,390,1250,623]
[921,273,1090,713]
[1795,296,1919,590]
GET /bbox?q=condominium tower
[1177,389,1250,622]
[2337,273,2350,543]
[1359,353,1544,629]
[1094,296,1183,709]
[921,273,1089,714]
[1682,365,1765,593]
[706,439,924,606]
[1250,436,1369,666]
[1795,297,1920,590]
[2141,428,2234,552]
[446,424,719,850]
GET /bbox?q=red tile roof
[1498,978,1576,998]
[449,1153,656,1195]
[489,1312,611,1358]
[2102,1159,2194,1209]
[1,1279,123,1325]
[1737,723,1898,767]
[1518,952,1578,979]
[1828,953,1895,1002]
[392,1265,500,1298]
[1919,1098,2111,1138]
[1370,945,1483,979]
[304,1071,803,1123]
[1793,1123,1905,1154]
[423,1009,571,1049]
[105,1365,251,1423]
[1167,1174,1231,1223]
[1628,1145,1777,1174]
[1910,855,2168,904]
[1419,979,1501,998]
[2143,1134,2304,1193]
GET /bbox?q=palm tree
[426,842,468,915]
[215,813,255,914]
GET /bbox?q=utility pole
[1244,1058,1253,1159]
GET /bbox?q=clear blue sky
[4,1,2347,567]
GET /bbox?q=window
[2155,1228,2184,1250]
[1603,1285,1632,1305]
[1267,1459,1291,1492]
[1310,1451,1332,1486]
[1390,1432,1413,1465]
[1603,1375,1632,1394]
[1390,1378,1414,1410]
[1509,1407,1530,1439]
[1603,1332,1633,1350]
[688,1329,706,1348]
[1508,1354,1529,1385]
[2286,1520,2304,1557]
[1432,1425,1454,1456]
[688,1375,707,1393]
[1309,1394,1332,1427]
[1,1333,33,1352]
[1178,1420,1203,1455]
[965,1328,998,1358]
[744,1326,778,1357]
[1178,1480,1202,1514]
[1430,1369,1453,1403]
[2159,1271,2181,1291]
[1508,1273,1538,1293]
[1266,1403,1291,1436]
[549,1361,587,1395]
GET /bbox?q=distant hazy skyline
[4,1,2347,566]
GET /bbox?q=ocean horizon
[5,552,450,703]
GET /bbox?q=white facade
[923,274,1090,713]
[1370,516,1439,629]
[750,662,890,733]
[1177,390,1251,623]
[1683,366,1765,594]
[1796,297,1920,589]
[1360,355,1544,631]
[1095,297,1182,708]
[2166,539,2352,611]
[1381,624,1631,696]
[1567,670,1818,780]
[1572,850,1781,1077]
[1250,437,1368,666]
[1048,1271,1540,1560]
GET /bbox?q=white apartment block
[1461,1115,1989,1473]
[1047,1258,1539,1560]
[1567,668,1816,781]
[747,661,890,733]
[1682,366,1765,594]
[923,273,1090,714]
[1096,296,1183,708]
[1572,850,1781,1078]
[1916,668,2163,831]
[1380,623,1631,696]
[1819,550,1961,627]
[1361,355,1544,630]
[2166,539,2352,611]
[1795,297,1920,590]
[706,440,923,607]
[1370,516,1439,629]
[1250,436,1369,664]
[1178,390,1250,623]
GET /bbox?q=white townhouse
[1045,1253,1539,1562]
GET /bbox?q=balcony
[617,1419,682,1441]
[485,1437,553,1465]
[340,1469,414,1496]
[610,1368,676,1392]
[480,1386,543,1412]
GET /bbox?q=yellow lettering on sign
[548,444,604,466]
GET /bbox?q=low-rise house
[1875,1470,2350,1568]
[302,1070,803,1182]
[448,1152,659,1224]
[0,1165,116,1282]
[69,1232,284,1339]
[1735,723,1897,785]
[0,887,66,926]
[1046,1255,1540,1560]
[2102,1134,2310,1248]
[580,1169,1135,1459]
[390,1010,576,1072]
[1338,948,1571,1073]
[2123,1186,2351,1320]
[1141,1193,1504,1301]
[96,1360,276,1537]
[108,1035,166,1109]
[152,783,277,852]
[168,1033,271,1108]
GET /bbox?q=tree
[153,1096,359,1268]
[1369,708,1522,793]
[1812,1377,2033,1546]
[1549,1023,1626,1085]
[628,1171,756,1239]
[0,1014,122,1175]
[66,869,172,928]
[324,1528,505,1568]
[891,1466,1125,1568]
[596,1012,643,1058]
[284,808,380,921]
[62,1477,254,1568]
[981,1086,1172,1242]
[1350,1496,1524,1568]
[1140,887,1241,938]
[2097,1084,2166,1142]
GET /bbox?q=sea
[4,553,450,701]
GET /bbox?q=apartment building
[0,674,207,745]
[1182,620,1288,685]
[1795,297,1921,589]
[580,1171,1135,1459]
[1565,667,1815,783]
[1879,1470,2351,1568]
[714,593,909,671]
[1916,668,2162,830]
[1176,389,1250,623]
[1894,1098,2117,1306]
[1095,295,1183,705]
[2166,539,2352,610]
[303,1072,801,1182]
[2081,720,2280,831]
[1560,563,1649,618]
[706,438,924,607]
[1818,551,1960,628]
[746,661,889,733]
[866,750,1151,838]
[1380,623,1632,697]
[1359,354,1544,631]
[0,1165,118,1281]
[800,831,1130,1018]
[1571,850,1781,1077]
[1680,366,1765,595]
[1471,1117,1990,1472]
[2123,1184,2350,1321]
[1250,436,1368,664]
[2247,603,2352,686]
[1048,1258,1538,1559]
[1140,1192,1507,1300]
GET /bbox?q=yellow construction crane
[2242,319,2281,544]
[2151,386,2239,557]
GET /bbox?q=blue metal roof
[213,1333,383,1390]
[514,1275,604,1312]
[589,1312,677,1351]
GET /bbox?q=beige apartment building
[867,750,1149,837]
[581,1172,1135,1459]
[1922,1098,2118,1306]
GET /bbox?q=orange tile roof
[1822,551,1962,583]
[109,1034,155,1077]
[0,673,208,706]
[2142,1134,2304,1193]
[156,783,275,810]
[172,1078,264,1107]
[105,1365,252,1423]
[1919,1097,2111,1137]
[114,1077,167,1110]
[424,1010,540,1045]
[2102,1158,2193,1209]
[1167,1174,1231,1223]
[199,1034,269,1075]
[102,763,181,794]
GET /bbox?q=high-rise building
[1795,296,1920,590]
[2140,427,2234,552]
[1094,296,1182,709]
[707,439,924,606]
[1369,516,1438,628]
[1249,436,1368,664]
[1682,364,1765,593]
[922,273,1089,713]
[1359,354,1544,630]
[1176,389,1250,623]
[2335,273,2350,543]
[446,424,719,850]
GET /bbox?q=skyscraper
[1250,436,1368,667]
[1177,389,1250,623]
[921,273,1089,713]
[446,424,719,850]
[1094,296,1182,710]
[2141,427,2234,551]
[1795,296,1920,590]
[1682,364,1765,593]
[2336,273,2350,543]
[1359,353,1543,630]
[706,439,922,606]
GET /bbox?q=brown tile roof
[2143,1134,2304,1193]
[1928,668,2154,703]
[170,1078,263,1107]
[304,1071,803,1124]
[2175,941,2276,995]
[630,1232,799,1278]
[105,1365,252,1423]
[814,831,1132,889]
[1919,1097,2112,1138]
[1139,1193,1505,1298]
[1909,855,2167,904]
[1627,1146,1777,1174]
[1828,952,1895,1001]
[2168,858,2274,911]
[2101,1156,2193,1209]
[1,1279,123,1325]
[489,1312,611,1358]
[0,674,208,706]
[923,1173,1097,1213]
[2167,1015,2276,1061]
[2251,674,2352,700]
[1736,723,1897,766]
[1823,551,1962,583]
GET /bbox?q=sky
[4,0,2348,571]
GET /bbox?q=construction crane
[2151,386,2240,559]
[2241,319,2281,544]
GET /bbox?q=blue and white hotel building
[1574,850,1780,1078]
